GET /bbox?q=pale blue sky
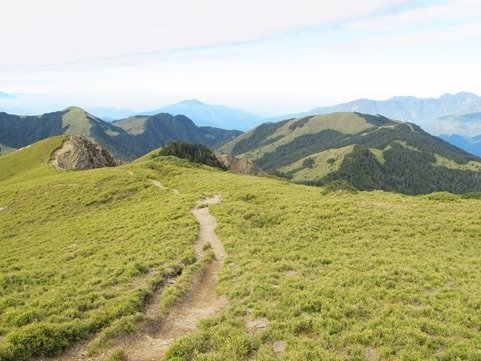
[1,0,480,116]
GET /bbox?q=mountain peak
[440,92,479,99]
[178,99,205,106]
[64,106,87,113]
[221,111,481,194]
[142,99,260,130]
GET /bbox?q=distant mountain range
[269,92,481,129]
[140,99,261,131]
[428,113,481,157]
[425,112,481,137]
[439,133,481,157]
[311,92,481,126]
[267,92,481,157]
[221,112,481,195]
[2,105,480,194]
[2,92,481,159]
[0,95,262,130]
[0,107,241,160]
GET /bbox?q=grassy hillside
[0,139,203,360]
[278,145,356,182]
[169,175,481,361]
[0,135,66,183]
[221,112,481,194]
[0,108,241,160]
[1,138,481,360]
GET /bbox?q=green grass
[0,135,66,183]
[0,141,201,360]
[435,154,481,171]
[228,113,373,161]
[144,159,481,360]
[61,107,96,135]
[113,116,149,135]
[1,139,481,360]
[279,145,355,182]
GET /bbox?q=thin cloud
[344,0,481,31]
[0,0,407,67]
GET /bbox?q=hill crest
[0,107,241,160]
[222,112,481,194]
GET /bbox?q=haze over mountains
[2,91,480,136]
[140,99,261,131]
[269,92,481,125]
[265,92,481,156]
[433,113,481,156]
[0,106,240,160]
[1,91,481,176]
[0,94,261,130]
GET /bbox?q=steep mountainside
[142,99,261,130]
[0,106,133,159]
[0,107,241,160]
[113,113,240,152]
[221,112,481,194]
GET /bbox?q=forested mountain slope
[221,112,481,194]
[0,107,241,160]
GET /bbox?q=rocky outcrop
[216,154,268,176]
[50,135,118,170]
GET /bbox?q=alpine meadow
[0,135,480,360]
[2,1,481,360]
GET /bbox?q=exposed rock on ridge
[216,154,268,176]
[50,135,118,170]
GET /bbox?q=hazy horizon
[1,0,481,116]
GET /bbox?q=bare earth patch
[365,347,380,361]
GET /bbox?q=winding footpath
[41,194,227,361]
[121,195,227,360]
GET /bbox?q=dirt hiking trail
[40,195,227,361]
[118,195,227,360]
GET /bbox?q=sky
[1,0,481,116]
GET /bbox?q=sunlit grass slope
[1,138,480,360]
[0,135,66,183]
[0,140,202,360]
[144,160,481,360]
